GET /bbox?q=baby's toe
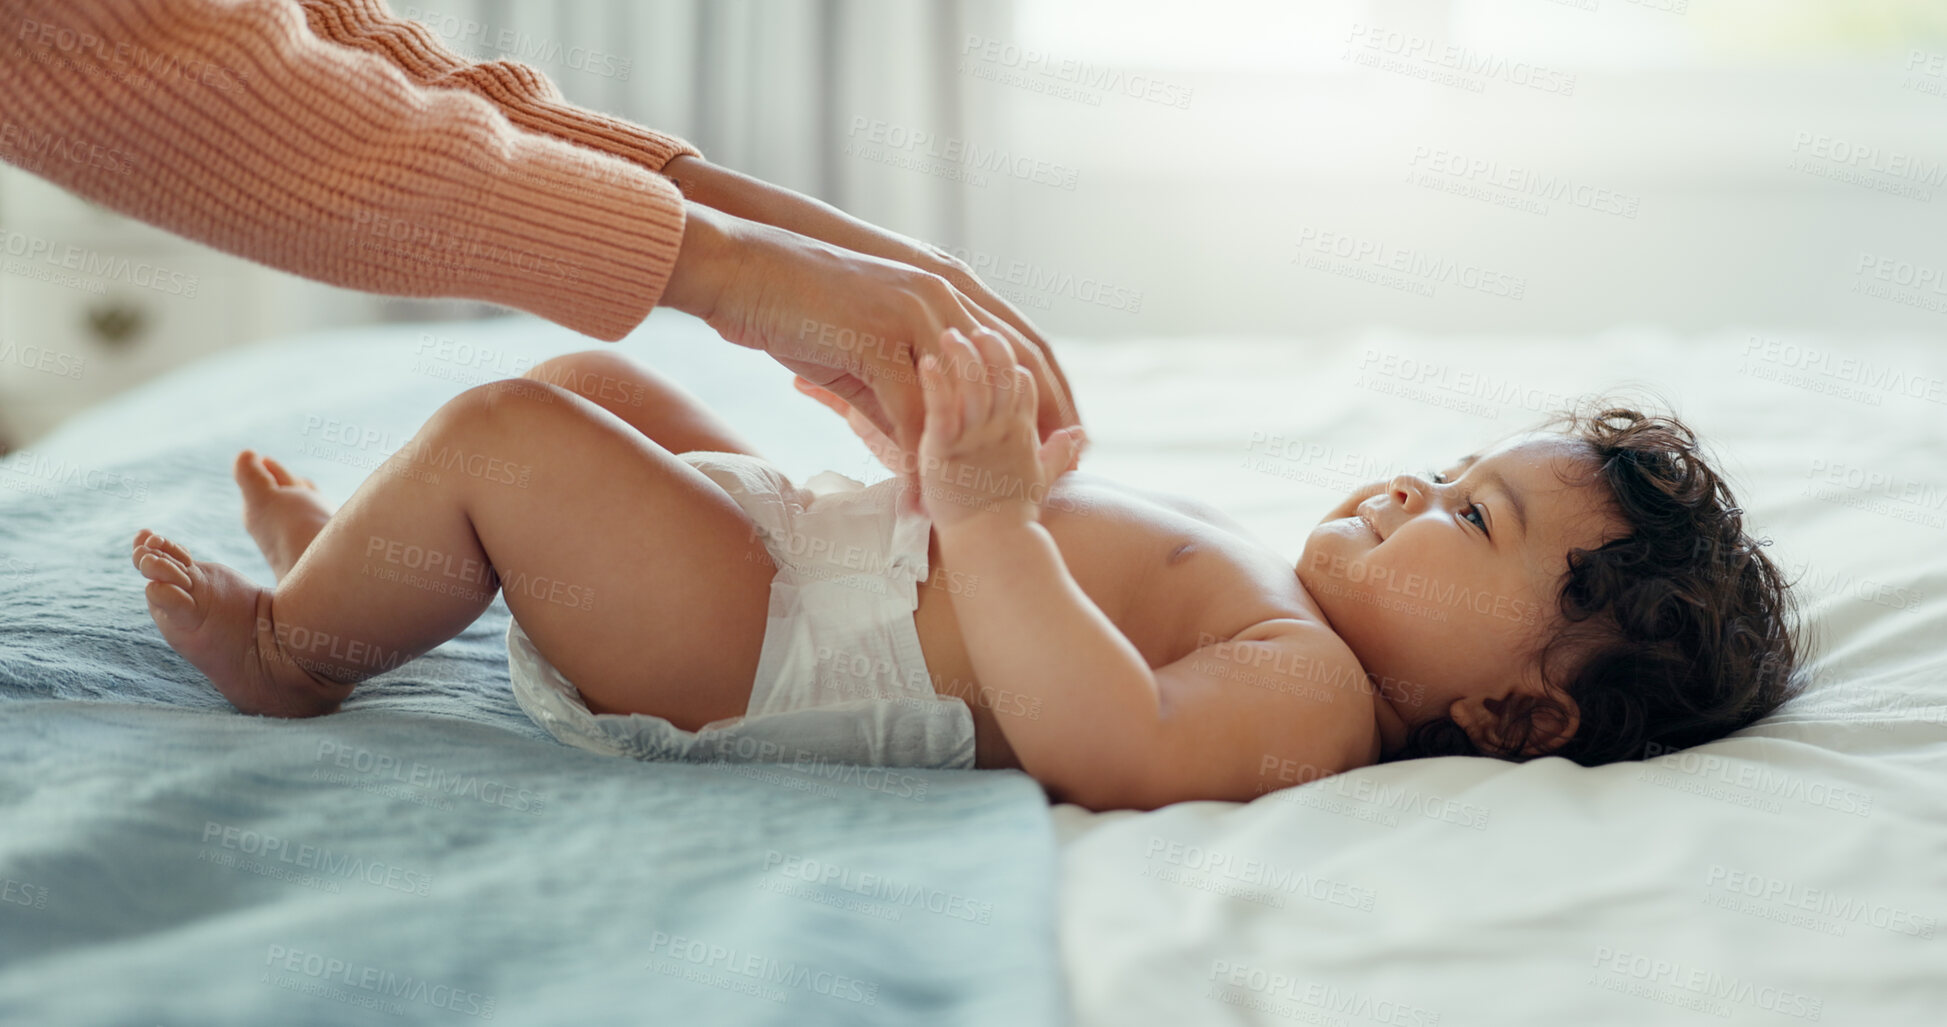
[136,548,192,589]
[131,530,155,569]
[235,450,276,491]
[262,456,304,489]
[143,578,195,625]
[146,534,192,564]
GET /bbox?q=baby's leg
[233,351,758,585]
[521,349,765,458]
[134,378,777,729]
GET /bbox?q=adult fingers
[791,375,847,415]
[813,369,905,450]
[954,291,1080,441]
[856,277,984,453]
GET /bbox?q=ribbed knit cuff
[463,140,689,342]
[303,0,705,171]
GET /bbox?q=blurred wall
[922,0,1947,339]
[3,0,1944,422]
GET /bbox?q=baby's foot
[234,450,333,581]
[130,530,345,717]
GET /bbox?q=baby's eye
[1428,470,1447,484]
[1462,503,1488,535]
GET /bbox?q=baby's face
[1297,433,1623,728]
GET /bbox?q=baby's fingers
[1037,426,1086,487]
[1006,363,1036,428]
[940,330,996,431]
[918,351,959,442]
[963,327,1024,431]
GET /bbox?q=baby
[130,327,1800,811]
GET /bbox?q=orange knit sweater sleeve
[295,0,702,173]
[0,0,695,341]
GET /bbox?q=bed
[2,309,1943,1025]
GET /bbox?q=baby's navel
[1165,541,1197,566]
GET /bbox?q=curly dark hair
[1387,398,1804,765]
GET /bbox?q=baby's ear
[1517,696,1580,757]
[1448,696,1504,753]
[1449,691,1580,758]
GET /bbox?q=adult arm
[292,2,1079,440]
[0,0,684,341]
[0,0,1058,452]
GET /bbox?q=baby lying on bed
[130,328,1799,811]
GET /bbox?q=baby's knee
[431,378,577,439]
[521,349,638,398]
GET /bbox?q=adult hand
[659,157,1081,446]
[662,202,1077,458]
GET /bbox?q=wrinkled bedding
[0,312,1064,1027]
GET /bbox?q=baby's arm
[917,329,1367,811]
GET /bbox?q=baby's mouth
[1355,500,1386,541]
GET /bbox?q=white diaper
[506,450,977,771]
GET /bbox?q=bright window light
[1011,0,1364,72]
[1015,0,1947,71]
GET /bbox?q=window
[1014,0,1947,73]
[1450,0,1947,70]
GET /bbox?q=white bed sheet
[1043,327,1947,1026]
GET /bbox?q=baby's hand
[915,327,1084,532]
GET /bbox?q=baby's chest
[1044,503,1297,668]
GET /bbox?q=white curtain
[413,0,994,247]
